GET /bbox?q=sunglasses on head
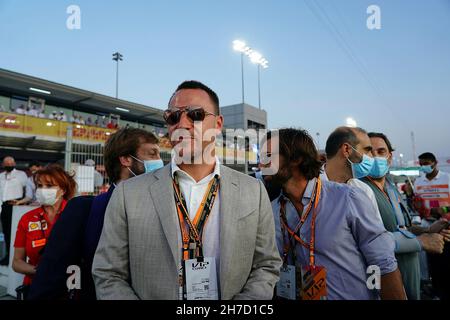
[163,106,216,125]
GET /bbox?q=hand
[418,233,445,254]
[440,224,450,242]
[428,219,449,233]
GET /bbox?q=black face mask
[4,166,15,172]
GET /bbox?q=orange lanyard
[280,178,322,266]
[173,174,220,260]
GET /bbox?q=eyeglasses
[163,106,216,125]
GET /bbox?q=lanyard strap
[279,178,322,266]
[367,177,404,226]
[173,174,220,260]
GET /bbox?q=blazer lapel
[219,165,240,298]
[148,165,180,268]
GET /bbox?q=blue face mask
[143,159,164,173]
[420,165,433,174]
[369,157,390,178]
[130,155,164,174]
[347,146,374,179]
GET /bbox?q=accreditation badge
[276,265,296,300]
[184,257,218,300]
[299,265,327,300]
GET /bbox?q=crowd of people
[0,80,449,301]
[8,104,119,129]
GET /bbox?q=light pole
[233,40,246,104]
[249,51,268,110]
[112,52,123,99]
[233,40,268,108]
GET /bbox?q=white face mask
[36,188,59,206]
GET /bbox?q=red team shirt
[14,200,67,285]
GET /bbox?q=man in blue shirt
[261,128,405,300]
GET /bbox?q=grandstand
[0,68,256,193]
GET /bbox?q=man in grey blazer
[92,80,281,300]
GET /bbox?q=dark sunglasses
[163,106,216,125]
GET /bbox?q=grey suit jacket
[92,164,282,300]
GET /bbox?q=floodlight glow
[346,117,357,128]
[250,51,263,64]
[233,40,246,52]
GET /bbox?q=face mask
[36,188,59,206]
[143,159,164,173]
[130,155,163,174]
[4,166,15,172]
[420,165,434,174]
[369,157,390,178]
[347,146,374,179]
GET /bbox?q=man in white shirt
[84,159,104,191]
[29,106,39,117]
[93,80,281,300]
[322,126,381,216]
[59,111,67,122]
[49,111,58,120]
[15,161,43,205]
[414,152,450,300]
[38,109,46,118]
[0,156,28,265]
[15,105,25,115]
[414,152,450,221]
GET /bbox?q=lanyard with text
[279,178,322,266]
[172,173,220,261]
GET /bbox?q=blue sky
[1,0,449,164]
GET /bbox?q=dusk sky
[1,0,449,165]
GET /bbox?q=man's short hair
[419,152,437,163]
[325,127,367,159]
[28,161,42,169]
[104,128,159,183]
[169,80,220,115]
[276,128,322,180]
[368,132,395,153]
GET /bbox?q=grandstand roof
[0,68,165,126]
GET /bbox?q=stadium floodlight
[250,51,269,110]
[233,40,246,52]
[250,51,263,64]
[346,117,357,128]
[29,87,51,95]
[233,40,270,109]
[112,52,124,99]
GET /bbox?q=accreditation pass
[185,257,218,300]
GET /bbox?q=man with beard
[321,127,380,220]
[250,162,282,201]
[261,128,405,300]
[93,80,281,300]
[28,128,163,299]
[362,134,447,300]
